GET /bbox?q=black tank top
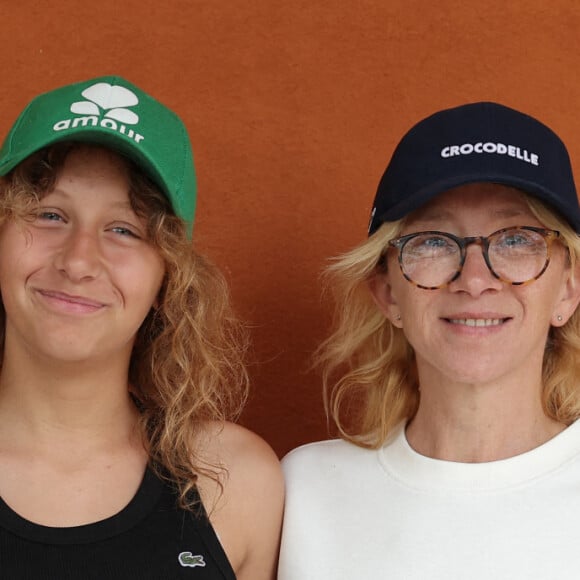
[0,467,236,579]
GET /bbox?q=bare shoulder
[198,421,283,492]
[208,420,280,461]
[196,421,284,580]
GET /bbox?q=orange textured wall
[1,1,580,456]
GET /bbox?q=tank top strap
[184,485,237,580]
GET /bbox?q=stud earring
[395,314,401,321]
[557,315,563,322]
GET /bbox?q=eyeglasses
[388,226,561,290]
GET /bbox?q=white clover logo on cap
[52,81,145,144]
[71,82,140,125]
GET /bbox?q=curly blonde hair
[317,194,580,449]
[0,143,249,509]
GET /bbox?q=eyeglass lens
[399,228,550,288]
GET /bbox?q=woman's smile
[445,317,509,327]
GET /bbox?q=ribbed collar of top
[379,419,580,493]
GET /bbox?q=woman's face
[371,183,580,388]
[0,146,165,366]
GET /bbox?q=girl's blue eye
[38,211,62,221]
[111,226,139,238]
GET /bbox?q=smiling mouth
[446,318,509,327]
[38,290,106,309]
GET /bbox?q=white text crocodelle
[441,142,539,166]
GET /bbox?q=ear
[552,259,580,327]
[368,271,403,328]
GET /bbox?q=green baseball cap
[0,75,196,232]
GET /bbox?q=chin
[34,336,111,364]
[428,356,517,387]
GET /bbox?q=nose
[54,228,103,282]
[448,242,503,296]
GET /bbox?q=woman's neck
[406,371,566,462]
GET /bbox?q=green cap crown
[0,76,196,232]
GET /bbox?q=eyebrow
[47,189,134,211]
[412,207,529,222]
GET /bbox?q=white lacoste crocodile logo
[178,551,207,568]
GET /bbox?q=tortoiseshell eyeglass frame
[386,226,561,290]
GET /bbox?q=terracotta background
[1,1,579,456]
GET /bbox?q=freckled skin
[0,148,165,368]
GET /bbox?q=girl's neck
[0,348,138,445]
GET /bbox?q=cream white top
[279,420,580,579]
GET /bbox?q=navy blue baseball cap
[368,102,580,235]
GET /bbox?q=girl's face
[0,146,165,367]
[371,183,580,389]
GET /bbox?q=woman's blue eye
[412,236,455,252]
[422,237,449,247]
[502,234,529,246]
[496,231,539,249]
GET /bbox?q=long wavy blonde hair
[317,194,580,448]
[0,143,249,509]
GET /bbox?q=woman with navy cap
[0,77,283,579]
[279,103,580,579]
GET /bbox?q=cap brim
[372,173,580,235]
[0,128,169,202]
